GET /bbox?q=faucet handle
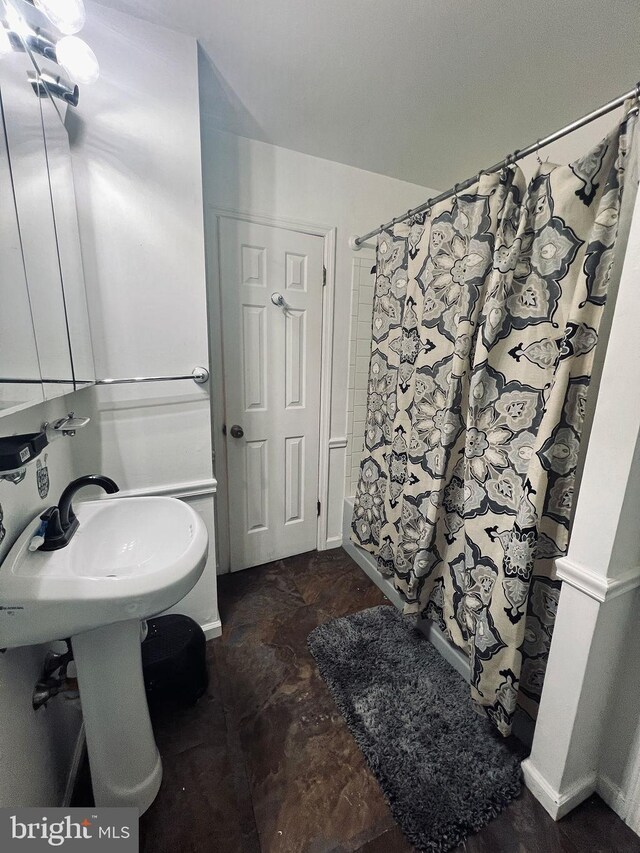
[38,504,79,551]
[38,507,65,550]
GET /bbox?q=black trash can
[141,614,208,706]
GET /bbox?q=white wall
[0,397,87,807]
[67,3,219,633]
[200,119,437,554]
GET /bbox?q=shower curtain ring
[535,142,543,166]
[506,150,519,169]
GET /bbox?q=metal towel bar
[96,366,210,386]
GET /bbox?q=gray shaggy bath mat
[307,605,523,852]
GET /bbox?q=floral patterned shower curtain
[351,113,637,735]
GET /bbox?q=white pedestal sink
[0,496,208,812]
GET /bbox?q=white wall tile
[353,404,367,422]
[355,355,369,375]
[358,320,371,339]
[345,254,376,494]
[356,338,371,358]
[355,368,369,384]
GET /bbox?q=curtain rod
[349,82,640,250]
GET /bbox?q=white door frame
[206,206,337,573]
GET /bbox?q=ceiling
[94,0,640,189]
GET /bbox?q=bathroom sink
[0,496,208,647]
[0,495,208,813]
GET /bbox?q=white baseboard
[62,723,86,807]
[201,618,222,640]
[417,617,471,683]
[342,532,405,610]
[324,535,343,549]
[521,758,596,820]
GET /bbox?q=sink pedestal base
[72,619,162,813]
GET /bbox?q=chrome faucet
[40,475,119,551]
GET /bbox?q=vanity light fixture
[0,0,38,52]
[28,68,79,106]
[33,0,85,35]
[55,34,98,84]
[24,25,57,60]
[1,0,100,102]
[3,1,30,38]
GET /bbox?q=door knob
[271,292,286,308]
[230,424,244,438]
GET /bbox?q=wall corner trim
[555,557,640,603]
[521,758,596,821]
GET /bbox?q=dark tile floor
[78,549,640,852]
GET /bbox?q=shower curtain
[351,111,637,735]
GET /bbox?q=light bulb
[56,35,99,84]
[34,0,86,35]
[4,3,31,38]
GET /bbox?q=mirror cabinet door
[40,93,95,388]
[1,52,75,400]
[0,77,43,414]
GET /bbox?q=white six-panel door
[218,218,324,571]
